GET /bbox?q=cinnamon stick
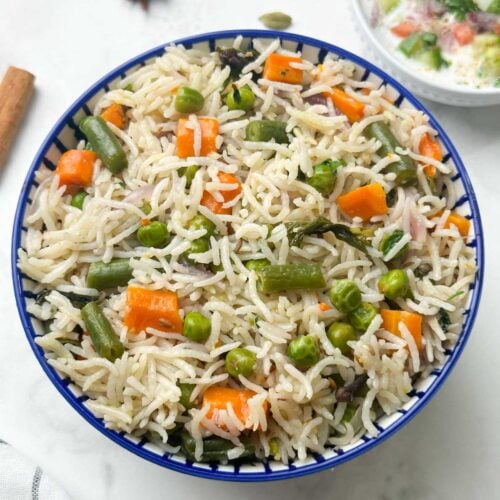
[0,66,35,170]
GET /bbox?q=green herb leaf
[439,0,478,20]
[259,11,292,30]
[386,188,398,208]
[35,289,94,309]
[286,217,368,254]
[447,290,465,302]
[232,84,241,104]
[438,308,451,332]
[217,48,259,78]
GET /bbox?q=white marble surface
[0,0,498,498]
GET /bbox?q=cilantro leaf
[440,0,478,20]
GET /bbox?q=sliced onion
[123,185,154,205]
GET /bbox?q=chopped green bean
[81,301,124,361]
[256,264,326,293]
[79,116,127,174]
[181,432,255,462]
[87,259,133,290]
[364,122,417,187]
[245,120,289,144]
[70,191,87,210]
[178,382,196,409]
[244,259,271,272]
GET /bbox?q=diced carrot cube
[263,53,303,84]
[56,150,96,191]
[177,117,219,158]
[337,183,389,221]
[124,286,182,334]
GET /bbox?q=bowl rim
[351,0,500,97]
[11,28,485,482]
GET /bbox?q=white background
[0,1,498,499]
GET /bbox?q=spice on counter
[259,11,292,29]
[0,66,35,170]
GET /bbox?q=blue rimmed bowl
[11,29,484,482]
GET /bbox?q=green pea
[141,201,152,215]
[342,403,357,423]
[70,191,87,210]
[209,262,224,273]
[244,259,271,272]
[349,302,379,332]
[269,437,281,460]
[178,382,196,409]
[175,87,204,113]
[137,221,170,248]
[81,302,124,361]
[226,85,255,111]
[183,311,211,342]
[329,280,362,313]
[379,230,409,260]
[306,160,342,196]
[287,335,321,371]
[179,165,199,189]
[378,269,410,300]
[188,215,216,238]
[225,348,257,378]
[326,322,358,355]
[185,238,210,263]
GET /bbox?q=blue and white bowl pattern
[11,30,484,482]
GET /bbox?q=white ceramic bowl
[351,0,500,107]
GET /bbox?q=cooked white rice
[18,39,476,464]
